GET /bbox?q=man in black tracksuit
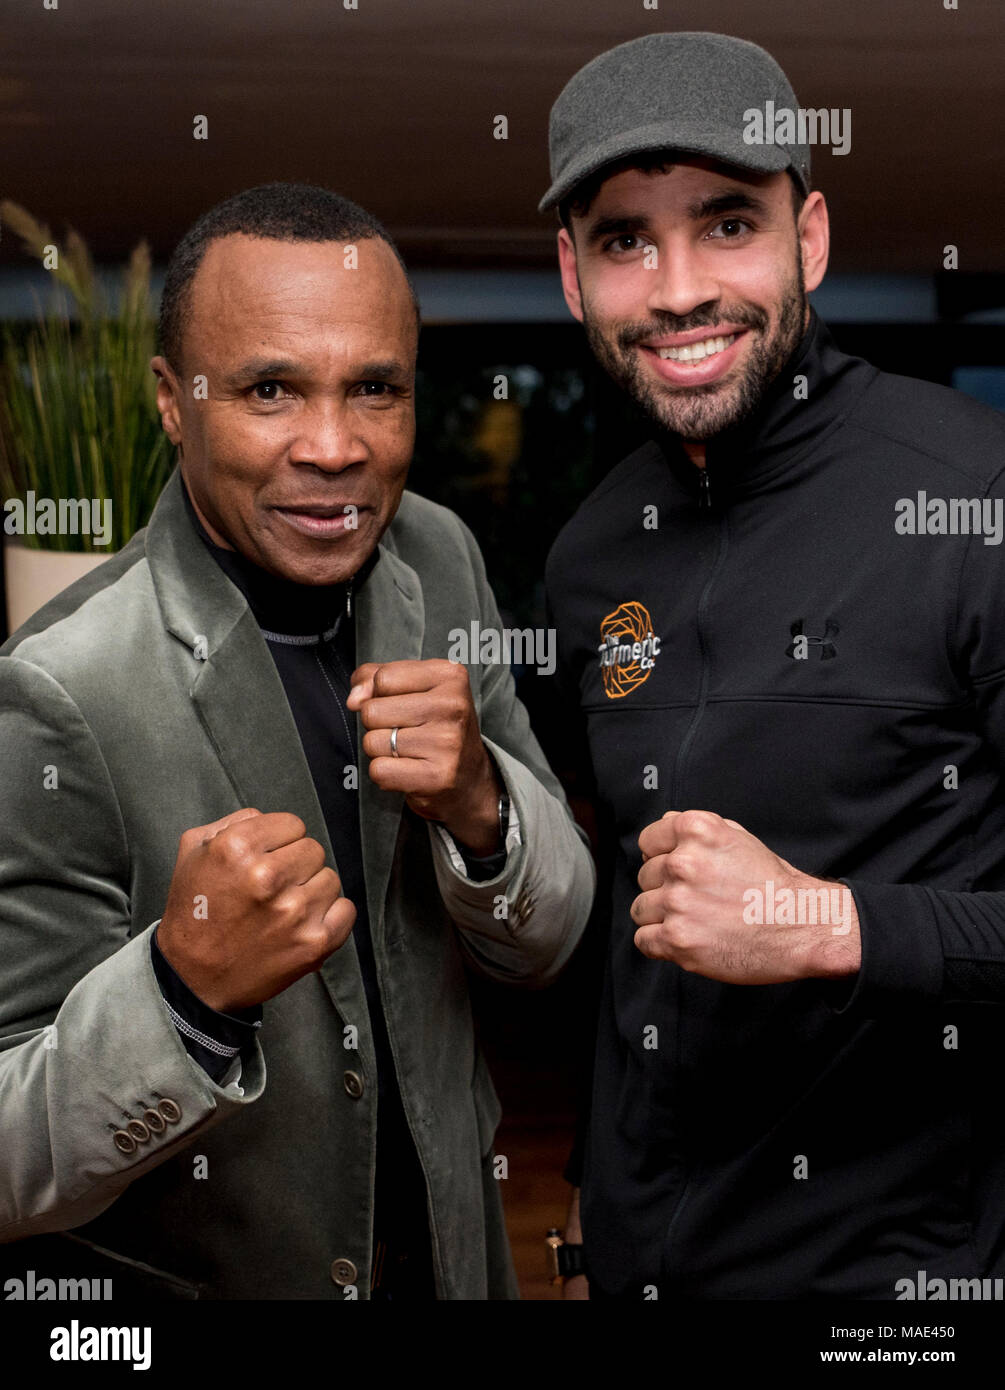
[540,33,1005,1298]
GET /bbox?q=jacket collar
[144,465,424,1006]
[177,475,366,638]
[658,308,878,504]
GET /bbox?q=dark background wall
[3,0,1004,273]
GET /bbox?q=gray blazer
[0,467,594,1299]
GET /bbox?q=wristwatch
[545,1228,586,1284]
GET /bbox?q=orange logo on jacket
[598,601,661,699]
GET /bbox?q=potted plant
[0,201,172,633]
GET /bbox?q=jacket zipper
[698,467,712,510]
[663,463,726,1273]
[670,466,728,807]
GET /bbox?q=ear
[557,227,585,324]
[797,192,829,295]
[150,356,184,448]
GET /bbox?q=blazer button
[126,1118,151,1144]
[157,1098,182,1124]
[112,1129,137,1155]
[343,1071,364,1099]
[330,1258,358,1286]
[143,1108,166,1135]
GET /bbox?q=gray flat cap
[540,31,811,213]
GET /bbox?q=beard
[581,252,807,442]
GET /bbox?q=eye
[604,233,648,254]
[355,381,409,403]
[250,380,290,401]
[707,218,751,241]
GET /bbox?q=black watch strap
[557,1242,586,1279]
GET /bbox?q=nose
[644,240,721,320]
[288,398,368,473]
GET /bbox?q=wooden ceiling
[3,0,1003,272]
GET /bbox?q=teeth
[657,333,736,362]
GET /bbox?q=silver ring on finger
[390,726,400,758]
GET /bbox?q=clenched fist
[631,809,861,984]
[346,659,502,856]
[157,808,355,1012]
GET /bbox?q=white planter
[4,540,113,635]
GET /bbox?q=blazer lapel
[352,530,425,942]
[145,469,329,833]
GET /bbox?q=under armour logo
[786,618,839,660]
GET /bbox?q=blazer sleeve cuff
[428,736,594,986]
[150,927,262,1083]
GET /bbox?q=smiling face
[151,233,418,586]
[557,157,829,442]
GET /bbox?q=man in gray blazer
[0,183,593,1299]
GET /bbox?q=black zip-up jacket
[545,309,1005,1299]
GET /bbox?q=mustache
[617,308,768,351]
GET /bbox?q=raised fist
[157,808,355,1012]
